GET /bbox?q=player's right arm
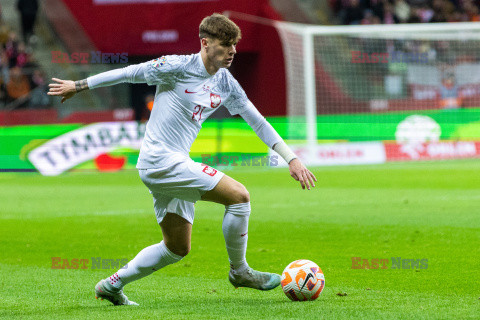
[48,55,187,103]
[48,63,149,103]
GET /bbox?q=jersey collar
[197,52,214,78]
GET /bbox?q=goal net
[274,22,480,162]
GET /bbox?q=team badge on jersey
[210,93,221,109]
[202,165,217,176]
[152,56,167,68]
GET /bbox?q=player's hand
[48,78,77,103]
[289,158,317,190]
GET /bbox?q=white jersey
[137,53,254,169]
[86,51,288,221]
[87,51,283,169]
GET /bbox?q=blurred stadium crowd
[0,0,49,109]
[330,0,480,25]
[0,0,476,115]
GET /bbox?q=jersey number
[192,105,206,122]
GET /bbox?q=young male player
[48,13,317,306]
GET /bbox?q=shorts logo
[153,56,167,68]
[202,165,217,176]
[210,93,221,109]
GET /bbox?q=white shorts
[139,158,224,225]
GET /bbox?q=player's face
[205,38,237,70]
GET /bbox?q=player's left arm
[238,105,317,190]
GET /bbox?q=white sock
[107,240,183,290]
[223,202,250,274]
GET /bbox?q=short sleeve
[143,55,187,86]
[223,76,255,115]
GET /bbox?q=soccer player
[48,13,317,306]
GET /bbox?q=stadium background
[1,0,480,173]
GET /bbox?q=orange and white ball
[281,259,325,301]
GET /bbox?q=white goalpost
[274,21,480,146]
[226,11,480,165]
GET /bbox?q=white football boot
[94,279,138,306]
[229,267,281,290]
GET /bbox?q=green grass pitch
[1,160,479,319]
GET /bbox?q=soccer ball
[281,259,325,301]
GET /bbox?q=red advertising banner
[270,141,480,168]
[59,0,277,55]
[384,142,480,161]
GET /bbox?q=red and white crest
[210,93,221,109]
[202,165,217,176]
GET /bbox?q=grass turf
[0,160,479,319]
